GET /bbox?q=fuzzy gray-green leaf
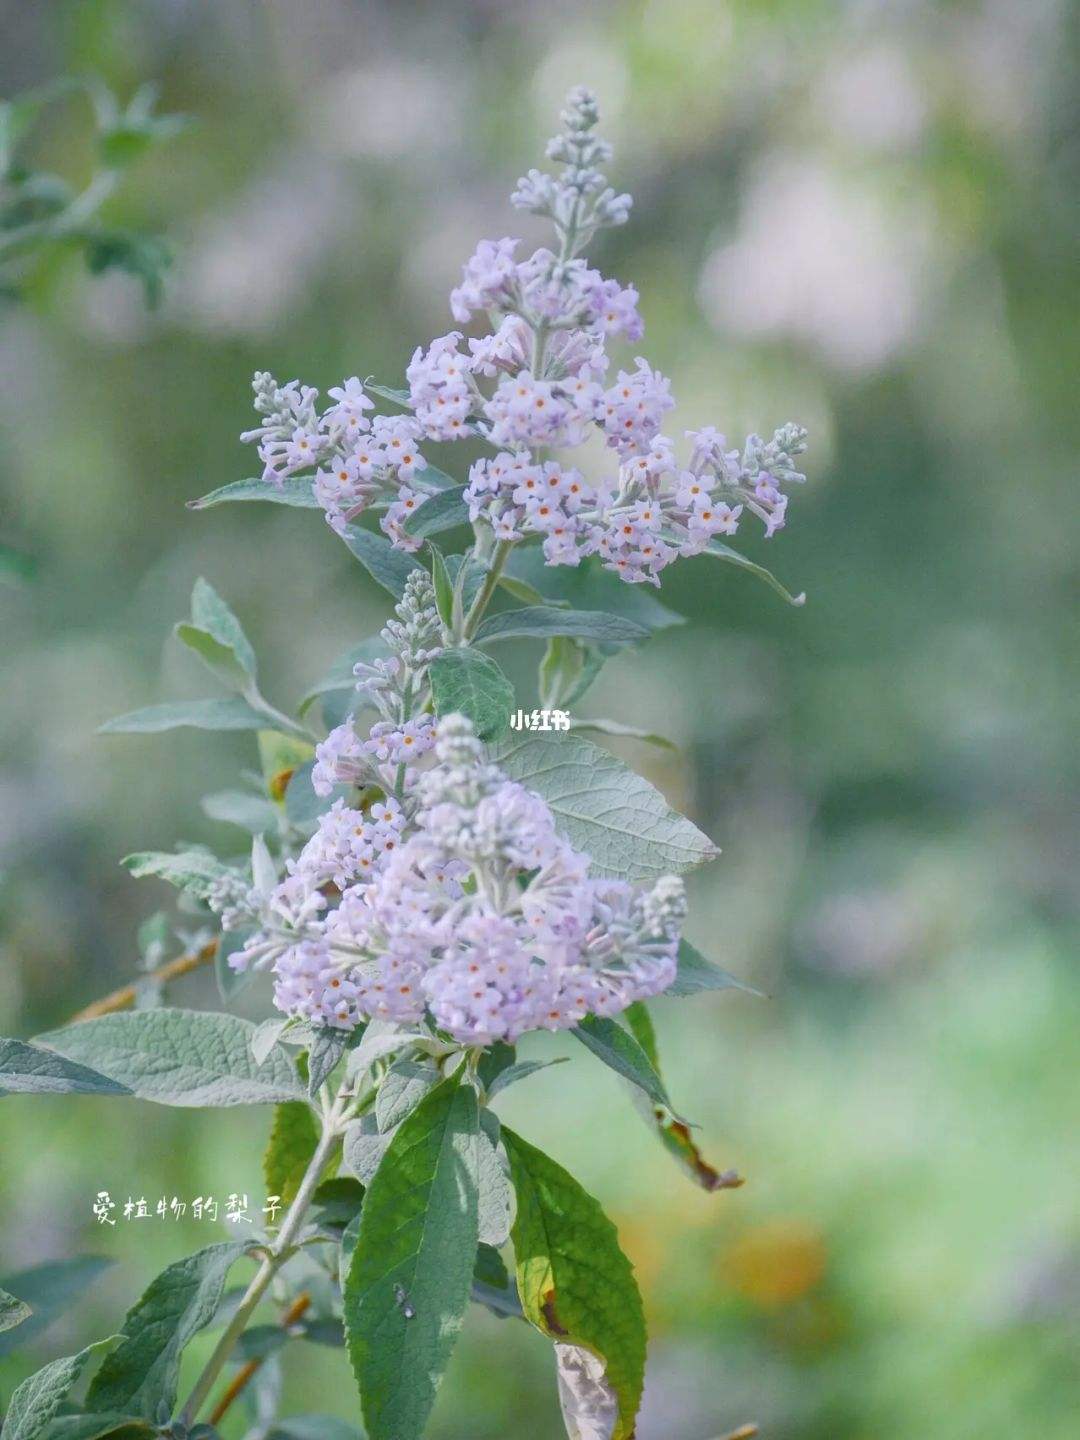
[36,1010,304,1107]
[85,1243,250,1419]
[430,648,514,742]
[492,730,717,882]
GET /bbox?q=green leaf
[475,606,650,646]
[0,1284,31,1332]
[172,577,257,692]
[259,730,317,801]
[340,524,425,598]
[0,1037,131,1097]
[375,1059,441,1132]
[85,1243,250,1419]
[705,540,806,607]
[574,1014,680,1117]
[5,1337,120,1440]
[265,1419,364,1440]
[471,1243,522,1321]
[190,577,256,674]
[264,1101,320,1207]
[310,1176,363,1229]
[622,1003,744,1192]
[430,648,514,742]
[0,1258,115,1360]
[477,1110,513,1247]
[667,939,763,998]
[538,635,586,709]
[503,1128,645,1440]
[37,1413,153,1440]
[120,848,232,900]
[342,1113,391,1185]
[570,717,676,750]
[428,542,454,628]
[404,485,470,539]
[99,697,268,733]
[486,1057,568,1099]
[36,1010,304,1107]
[364,382,411,408]
[307,1028,351,1097]
[187,476,318,510]
[505,550,685,632]
[492,731,718,882]
[344,1073,481,1440]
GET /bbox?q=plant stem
[461,539,514,641]
[208,1289,311,1425]
[178,1103,343,1426]
[69,940,219,1022]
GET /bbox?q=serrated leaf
[36,1010,304,1106]
[505,551,685,632]
[574,1014,680,1117]
[476,606,649,647]
[0,1258,114,1360]
[705,540,806,607]
[430,648,514,742]
[175,622,255,690]
[492,731,718,882]
[5,1337,120,1440]
[375,1059,441,1132]
[667,939,763,998]
[340,524,424,598]
[0,1038,131,1097]
[85,1243,250,1419]
[187,476,319,510]
[120,848,232,899]
[99,697,268,733]
[504,1128,645,1440]
[263,1101,320,1207]
[404,485,470,538]
[0,1284,31,1332]
[344,1073,480,1440]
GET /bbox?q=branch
[68,939,219,1022]
[178,1088,348,1426]
[209,1289,311,1425]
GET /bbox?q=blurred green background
[1,1,1077,1436]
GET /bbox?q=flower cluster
[312,571,444,800]
[236,715,684,1041]
[240,87,808,586]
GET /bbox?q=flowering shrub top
[241,86,807,584]
[2,90,808,1440]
